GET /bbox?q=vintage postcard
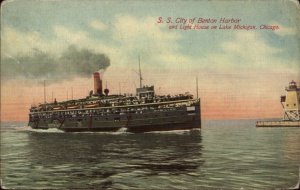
[1,0,299,189]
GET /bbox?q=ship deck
[31,99,199,114]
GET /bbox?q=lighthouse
[257,80,300,127]
[281,81,300,121]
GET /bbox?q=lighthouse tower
[280,81,300,121]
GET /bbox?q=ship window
[294,104,296,106]
[286,104,289,107]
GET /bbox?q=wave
[2,123,200,135]
[144,128,200,134]
[27,127,64,133]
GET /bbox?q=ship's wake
[26,127,64,133]
[144,128,201,135]
[8,125,200,135]
[72,128,130,135]
[116,127,128,133]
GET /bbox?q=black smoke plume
[1,45,110,84]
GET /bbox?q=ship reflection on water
[25,129,203,188]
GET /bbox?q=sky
[1,0,300,121]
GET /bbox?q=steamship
[28,63,201,132]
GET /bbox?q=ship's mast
[71,87,73,100]
[44,80,46,103]
[139,55,142,88]
[196,76,198,99]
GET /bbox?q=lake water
[1,120,299,189]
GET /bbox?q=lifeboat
[52,106,64,110]
[67,105,80,109]
[83,103,100,108]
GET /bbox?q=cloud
[1,27,60,56]
[89,20,108,31]
[54,25,91,45]
[213,31,285,71]
[1,16,198,78]
[1,16,297,91]
[272,22,297,36]
[1,45,110,84]
[1,25,119,60]
[222,32,280,55]
[52,25,119,61]
[111,15,190,68]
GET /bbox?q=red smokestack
[93,72,103,95]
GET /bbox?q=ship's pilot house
[136,86,155,99]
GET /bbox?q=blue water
[1,120,299,189]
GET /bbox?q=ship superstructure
[28,63,201,132]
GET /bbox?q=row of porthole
[286,104,297,107]
[93,113,185,121]
[64,115,187,124]
[40,112,187,122]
